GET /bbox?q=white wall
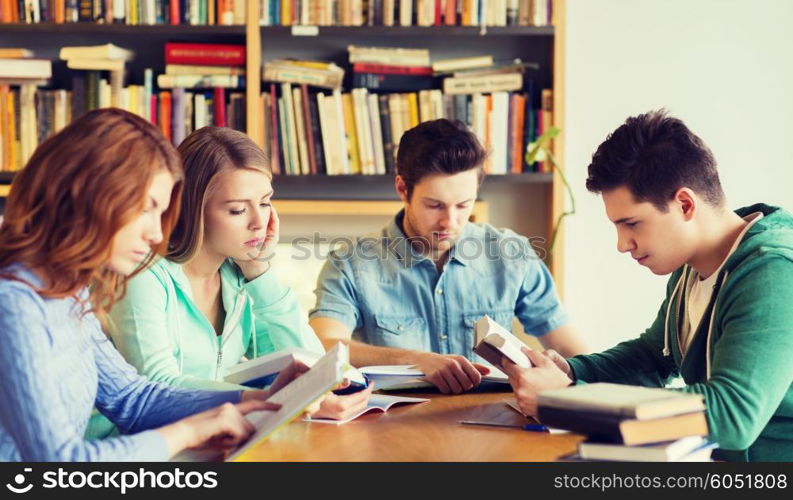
[564,0,793,351]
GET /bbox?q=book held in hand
[223,347,323,387]
[227,343,351,461]
[473,315,531,369]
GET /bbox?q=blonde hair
[168,127,271,262]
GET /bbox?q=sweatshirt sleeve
[0,285,237,462]
[676,256,793,451]
[242,268,324,357]
[109,267,239,391]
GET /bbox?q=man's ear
[395,175,409,204]
[674,188,697,221]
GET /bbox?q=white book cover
[474,314,531,368]
[291,87,311,175]
[224,348,322,386]
[332,89,351,175]
[226,343,350,461]
[367,93,387,175]
[490,92,509,174]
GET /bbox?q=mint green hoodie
[108,258,324,392]
[568,204,793,462]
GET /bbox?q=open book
[307,394,429,425]
[227,343,350,460]
[173,343,349,462]
[360,364,510,391]
[473,315,532,369]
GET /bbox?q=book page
[226,344,348,461]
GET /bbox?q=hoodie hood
[727,204,793,271]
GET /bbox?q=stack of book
[60,43,133,110]
[0,49,52,172]
[263,59,344,90]
[0,0,247,25]
[349,45,434,92]
[537,383,716,462]
[156,42,247,143]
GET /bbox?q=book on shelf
[156,74,242,89]
[536,406,709,446]
[353,63,433,76]
[0,49,34,59]
[307,394,430,425]
[577,436,715,462]
[65,58,126,72]
[263,59,344,90]
[0,59,52,80]
[473,314,531,369]
[443,72,524,95]
[165,64,245,76]
[59,43,132,62]
[537,382,706,420]
[165,42,245,67]
[348,45,431,68]
[432,55,494,73]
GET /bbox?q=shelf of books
[1,0,562,272]
[1,0,565,288]
[1,0,552,27]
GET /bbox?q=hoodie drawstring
[663,266,688,357]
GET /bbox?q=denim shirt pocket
[462,309,516,361]
[371,314,429,351]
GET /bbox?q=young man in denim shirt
[310,119,587,393]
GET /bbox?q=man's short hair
[396,119,487,199]
[586,109,725,210]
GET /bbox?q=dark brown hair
[0,108,183,318]
[396,119,487,199]
[586,109,725,210]
[168,127,271,262]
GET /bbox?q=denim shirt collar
[385,210,472,268]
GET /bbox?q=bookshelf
[0,0,567,292]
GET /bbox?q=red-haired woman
[0,109,302,461]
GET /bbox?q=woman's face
[108,170,175,275]
[202,168,274,261]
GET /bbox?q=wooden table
[235,390,584,461]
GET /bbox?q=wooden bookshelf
[0,0,567,289]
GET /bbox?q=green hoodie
[568,204,793,462]
[108,258,324,392]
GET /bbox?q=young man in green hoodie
[503,110,793,462]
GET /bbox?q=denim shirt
[310,211,569,361]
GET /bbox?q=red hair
[0,108,183,318]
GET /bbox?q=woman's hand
[159,399,281,458]
[311,382,375,421]
[234,204,280,281]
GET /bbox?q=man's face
[397,169,480,255]
[602,186,696,275]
